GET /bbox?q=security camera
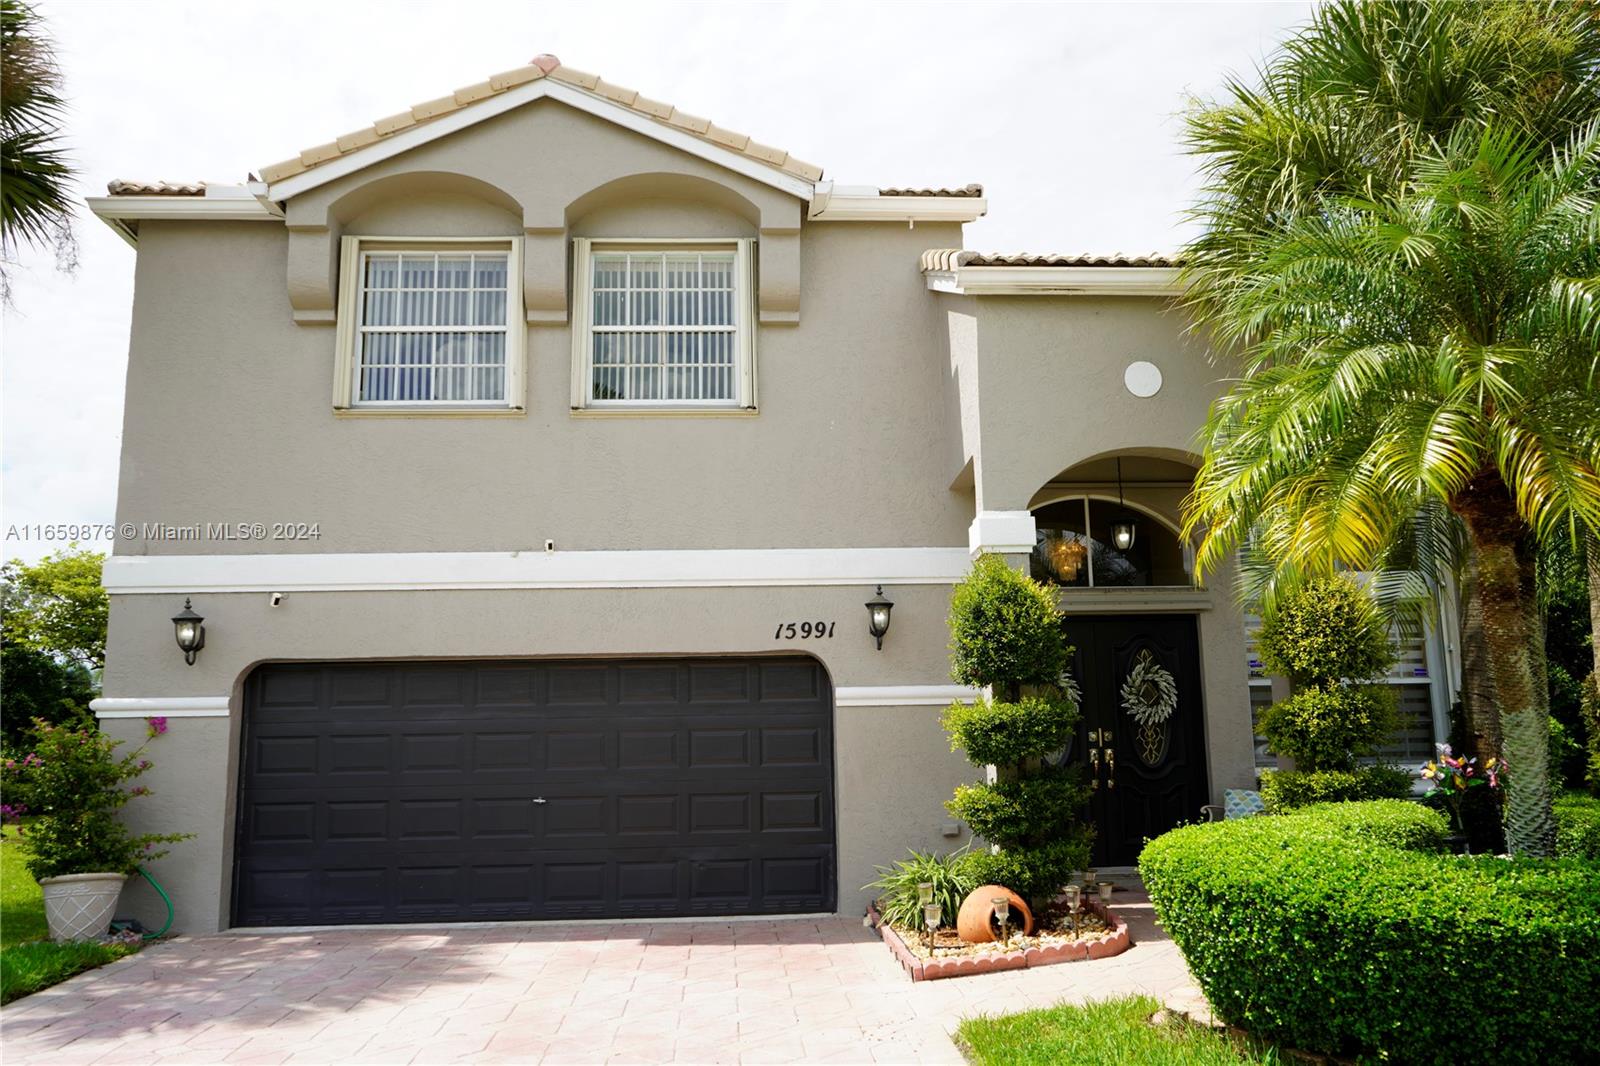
[269,592,284,607]
[544,539,556,553]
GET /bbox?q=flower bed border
[866,898,1131,981]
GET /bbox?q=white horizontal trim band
[834,685,979,707]
[90,697,230,719]
[102,547,972,594]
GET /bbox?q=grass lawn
[1,825,138,1004]
[957,994,1278,1066]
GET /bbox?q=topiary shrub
[1256,576,1396,686]
[947,554,1072,696]
[1255,577,1404,798]
[1258,765,1413,812]
[1256,685,1398,772]
[940,696,1077,767]
[1140,801,1600,1064]
[1554,791,1600,859]
[942,555,1090,908]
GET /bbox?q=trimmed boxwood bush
[1140,801,1600,1064]
[1555,791,1600,859]
[1258,764,1413,812]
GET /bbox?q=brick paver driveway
[1,891,1199,1064]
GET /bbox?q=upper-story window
[333,237,525,412]
[570,238,756,411]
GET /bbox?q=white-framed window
[570,238,756,410]
[333,236,525,411]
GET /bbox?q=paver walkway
[1,890,1201,1064]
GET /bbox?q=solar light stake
[923,902,942,955]
[991,896,1011,947]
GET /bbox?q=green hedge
[1257,764,1414,812]
[1555,791,1600,859]
[1139,801,1600,1064]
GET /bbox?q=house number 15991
[775,621,836,639]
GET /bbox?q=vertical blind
[590,251,738,403]
[357,252,509,403]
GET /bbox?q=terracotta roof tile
[881,184,983,198]
[920,249,1180,271]
[453,80,498,106]
[255,55,825,190]
[546,63,600,91]
[106,179,205,196]
[335,126,381,153]
[298,140,342,167]
[488,63,547,92]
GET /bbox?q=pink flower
[146,716,169,738]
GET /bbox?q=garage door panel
[235,657,834,925]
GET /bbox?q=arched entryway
[1029,453,1211,866]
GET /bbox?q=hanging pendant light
[1111,457,1138,552]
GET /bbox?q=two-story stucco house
[87,56,1458,934]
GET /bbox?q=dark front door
[1061,615,1207,867]
[233,657,835,926]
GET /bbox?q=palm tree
[1184,1,1600,307]
[1183,124,1600,855]
[1180,0,1600,855]
[1,0,74,294]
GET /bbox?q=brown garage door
[233,657,835,926]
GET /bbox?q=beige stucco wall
[102,584,975,934]
[950,295,1217,513]
[113,213,967,556]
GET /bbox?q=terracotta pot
[955,884,1033,943]
[38,872,127,943]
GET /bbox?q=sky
[0,0,1311,564]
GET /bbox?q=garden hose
[135,865,174,939]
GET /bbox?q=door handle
[1105,748,1115,790]
[1088,748,1100,790]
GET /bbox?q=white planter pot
[38,872,128,943]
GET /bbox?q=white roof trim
[265,80,817,204]
[926,265,1182,297]
[86,193,282,247]
[809,189,986,224]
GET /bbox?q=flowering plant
[0,718,189,879]
[1419,743,1503,834]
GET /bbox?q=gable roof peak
[256,56,825,192]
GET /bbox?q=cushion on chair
[1223,788,1266,819]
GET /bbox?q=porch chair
[1199,788,1265,823]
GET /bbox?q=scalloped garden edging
[866,898,1131,981]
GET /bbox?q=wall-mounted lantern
[865,585,894,651]
[172,598,206,666]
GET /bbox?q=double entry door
[1060,614,1208,867]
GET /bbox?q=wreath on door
[1120,649,1177,727]
[1121,649,1178,766]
